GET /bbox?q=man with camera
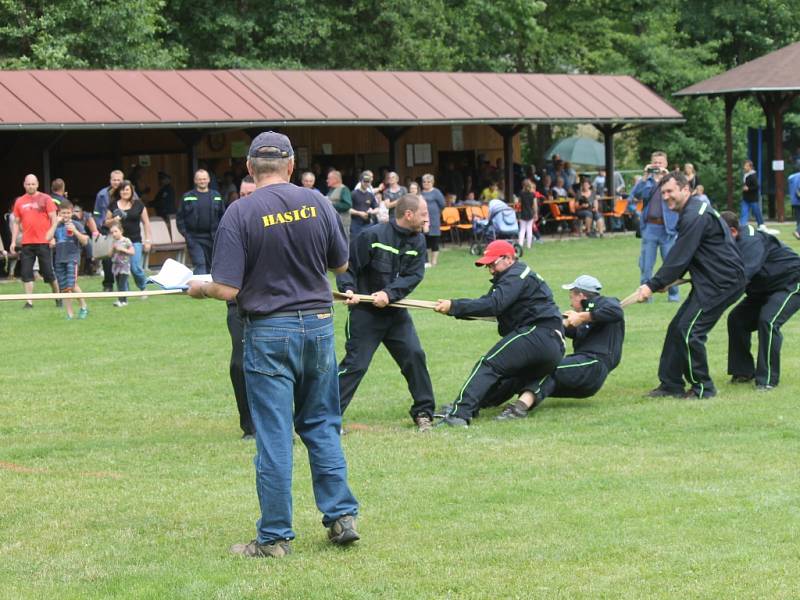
[631,151,680,302]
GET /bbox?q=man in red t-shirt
[10,174,59,308]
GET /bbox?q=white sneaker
[424,262,432,269]
[140,295,149,300]
[112,300,126,307]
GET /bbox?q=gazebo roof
[0,69,683,130]
[675,41,800,97]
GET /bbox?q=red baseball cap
[474,240,516,266]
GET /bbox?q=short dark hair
[242,175,254,184]
[51,178,65,193]
[659,171,689,190]
[58,199,73,210]
[396,193,421,216]
[719,210,738,230]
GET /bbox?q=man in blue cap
[188,131,359,558]
[494,274,625,419]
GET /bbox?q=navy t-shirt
[211,182,348,315]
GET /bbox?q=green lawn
[2,229,799,599]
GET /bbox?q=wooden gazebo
[676,41,800,221]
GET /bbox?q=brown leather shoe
[230,539,291,558]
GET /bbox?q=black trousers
[451,325,564,421]
[338,306,435,420]
[226,304,254,435]
[186,232,214,275]
[102,257,114,290]
[727,283,800,387]
[531,353,609,402]
[658,288,742,397]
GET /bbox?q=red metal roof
[0,70,682,130]
[676,41,800,97]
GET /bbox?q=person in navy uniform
[635,172,745,399]
[187,131,359,558]
[433,240,565,427]
[176,169,225,275]
[336,193,436,432]
[495,274,625,419]
[720,211,800,391]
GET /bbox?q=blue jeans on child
[739,199,764,227]
[244,312,358,544]
[639,224,680,301]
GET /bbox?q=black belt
[245,308,332,320]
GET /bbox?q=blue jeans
[740,199,763,227]
[639,224,680,301]
[244,312,358,543]
[131,242,147,290]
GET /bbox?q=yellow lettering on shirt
[262,205,319,228]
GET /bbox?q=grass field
[2,228,799,599]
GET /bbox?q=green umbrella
[545,136,606,167]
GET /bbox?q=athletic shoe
[756,384,775,392]
[433,404,453,419]
[22,303,33,309]
[140,294,149,300]
[424,262,432,269]
[414,415,433,433]
[65,314,73,320]
[112,300,126,307]
[241,433,255,441]
[328,515,360,545]
[434,416,469,428]
[230,539,291,558]
[793,230,800,240]
[494,400,529,421]
[684,389,716,399]
[646,386,684,398]
[55,299,63,308]
[78,307,88,319]
[730,375,754,384]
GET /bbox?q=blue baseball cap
[248,131,294,159]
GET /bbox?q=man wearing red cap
[434,240,565,427]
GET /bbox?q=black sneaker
[433,404,453,419]
[55,299,63,308]
[756,384,775,392]
[646,387,684,398]
[22,302,33,309]
[730,375,754,384]
[494,400,529,421]
[328,515,360,545]
[230,539,291,558]
[434,416,469,428]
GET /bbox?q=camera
[646,166,662,175]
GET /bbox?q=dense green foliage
[1,1,799,199]
[2,231,800,598]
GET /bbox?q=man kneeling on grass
[495,275,625,420]
[433,240,565,427]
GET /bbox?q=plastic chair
[440,206,461,245]
[549,202,578,239]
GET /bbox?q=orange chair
[456,206,474,242]
[440,206,461,245]
[549,202,578,238]
[479,204,490,219]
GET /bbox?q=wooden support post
[376,126,411,176]
[490,125,524,202]
[724,95,739,211]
